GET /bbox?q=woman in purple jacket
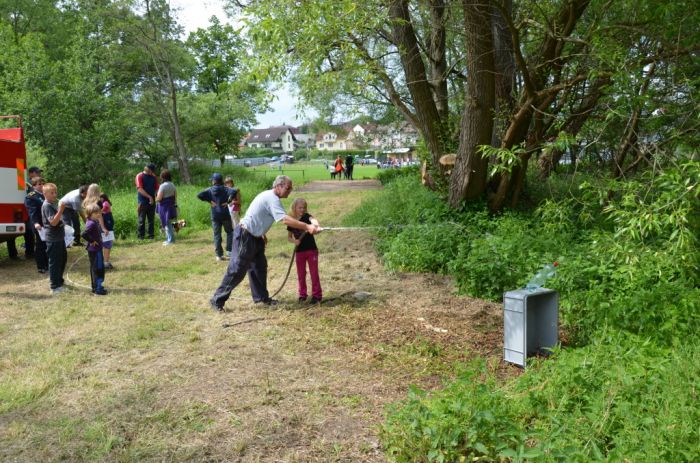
[156,169,178,246]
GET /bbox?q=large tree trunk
[491,0,515,146]
[428,0,449,122]
[389,0,447,167]
[164,66,192,183]
[448,0,496,206]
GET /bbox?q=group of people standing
[10,163,325,309]
[20,167,115,295]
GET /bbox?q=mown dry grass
[0,182,514,462]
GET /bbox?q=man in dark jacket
[24,176,48,273]
[197,173,234,261]
[135,163,159,240]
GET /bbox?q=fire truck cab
[0,115,28,245]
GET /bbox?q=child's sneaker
[309,297,322,304]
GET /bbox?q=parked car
[364,158,377,164]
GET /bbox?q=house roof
[246,126,297,144]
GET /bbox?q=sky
[169,0,314,129]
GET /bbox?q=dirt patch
[296,179,384,192]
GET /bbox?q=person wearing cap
[209,175,321,311]
[197,172,234,261]
[24,176,48,273]
[135,163,159,240]
[19,166,44,258]
[27,166,43,193]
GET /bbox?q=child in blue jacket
[197,173,234,261]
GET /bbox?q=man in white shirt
[209,175,320,311]
[59,185,88,246]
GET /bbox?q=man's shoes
[298,296,307,302]
[93,288,108,296]
[104,262,114,270]
[309,297,322,304]
[225,251,231,257]
[38,268,48,274]
[215,256,224,262]
[256,298,279,306]
[51,286,67,295]
[209,300,225,313]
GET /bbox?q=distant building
[315,130,352,151]
[245,125,296,152]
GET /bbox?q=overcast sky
[170,0,314,128]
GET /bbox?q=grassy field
[246,161,381,184]
[0,181,507,462]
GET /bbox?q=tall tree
[124,0,194,182]
[238,0,700,211]
[184,17,268,165]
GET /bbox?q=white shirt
[240,189,286,237]
[59,189,82,211]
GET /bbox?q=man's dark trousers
[46,241,67,289]
[23,220,35,257]
[33,229,48,270]
[137,203,156,239]
[211,227,269,307]
[212,217,233,257]
[62,208,82,244]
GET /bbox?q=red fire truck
[0,115,28,246]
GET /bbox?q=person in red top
[334,155,344,180]
[135,163,160,240]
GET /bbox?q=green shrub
[448,213,567,300]
[344,176,454,229]
[382,224,466,274]
[383,332,700,462]
[355,165,700,345]
[376,165,420,185]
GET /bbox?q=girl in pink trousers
[287,198,322,303]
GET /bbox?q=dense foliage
[0,0,266,187]
[383,333,700,462]
[240,0,700,209]
[345,163,700,460]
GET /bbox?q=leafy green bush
[448,213,567,300]
[376,165,420,185]
[383,332,700,462]
[382,224,465,274]
[344,176,454,228]
[354,163,700,345]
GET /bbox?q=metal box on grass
[503,288,558,367]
